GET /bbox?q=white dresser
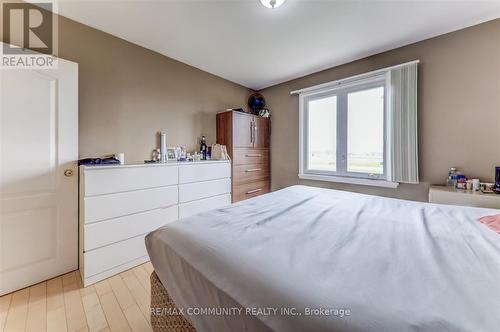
[429,185,500,209]
[79,160,231,286]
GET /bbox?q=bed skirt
[150,271,197,332]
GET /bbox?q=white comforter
[146,185,500,332]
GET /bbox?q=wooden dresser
[216,111,270,202]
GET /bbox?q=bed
[145,185,500,332]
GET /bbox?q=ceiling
[54,0,500,90]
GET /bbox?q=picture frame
[167,147,177,161]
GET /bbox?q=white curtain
[386,62,419,184]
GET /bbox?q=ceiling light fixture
[260,0,287,9]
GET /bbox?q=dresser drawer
[84,205,177,251]
[83,235,147,278]
[233,180,270,202]
[179,178,231,203]
[233,164,269,184]
[83,165,178,196]
[179,162,231,184]
[233,148,269,166]
[84,185,178,223]
[179,194,231,219]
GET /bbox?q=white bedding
[146,185,500,332]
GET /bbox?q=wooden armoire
[216,111,270,202]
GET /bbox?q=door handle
[246,188,263,195]
[245,154,262,157]
[245,168,262,172]
[250,122,254,143]
[64,169,74,177]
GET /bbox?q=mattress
[145,185,500,332]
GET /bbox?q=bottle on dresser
[200,135,207,160]
[447,167,467,189]
[447,167,458,187]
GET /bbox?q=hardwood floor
[0,263,155,332]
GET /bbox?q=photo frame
[167,147,177,161]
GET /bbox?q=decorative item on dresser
[217,110,270,202]
[78,160,231,286]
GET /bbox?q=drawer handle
[245,168,262,172]
[245,154,262,157]
[246,188,263,195]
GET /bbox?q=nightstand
[429,185,500,209]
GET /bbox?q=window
[301,75,387,183]
[307,95,337,172]
[347,86,384,175]
[296,61,419,188]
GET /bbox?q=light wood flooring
[0,262,154,332]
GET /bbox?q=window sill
[298,173,399,188]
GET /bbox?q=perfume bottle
[200,135,207,160]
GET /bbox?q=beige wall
[260,19,500,202]
[0,2,251,162]
[55,16,251,162]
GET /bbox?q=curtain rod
[290,60,420,95]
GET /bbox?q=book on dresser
[216,110,270,202]
[78,160,231,286]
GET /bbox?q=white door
[0,48,78,295]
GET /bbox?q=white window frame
[298,74,398,188]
